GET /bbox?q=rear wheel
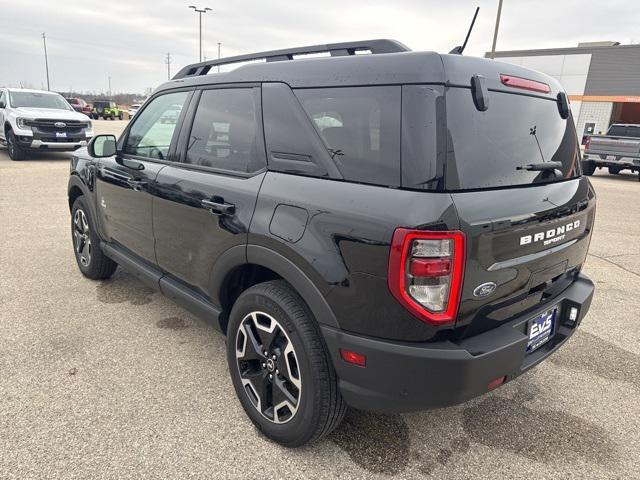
[6,129,26,160]
[581,160,596,176]
[118,112,124,120]
[608,166,622,175]
[109,113,115,120]
[226,280,346,447]
[71,196,117,280]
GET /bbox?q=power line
[42,32,50,91]
[165,52,172,80]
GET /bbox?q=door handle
[201,199,235,216]
[126,178,147,191]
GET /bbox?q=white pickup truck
[0,88,93,160]
[582,123,640,181]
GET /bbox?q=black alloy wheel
[235,310,302,424]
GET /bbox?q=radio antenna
[449,6,480,55]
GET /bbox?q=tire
[118,112,124,120]
[71,196,117,280]
[608,166,622,175]
[6,129,26,160]
[582,160,596,176]
[110,113,115,121]
[226,280,346,447]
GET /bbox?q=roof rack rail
[172,39,411,79]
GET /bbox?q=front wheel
[6,129,26,160]
[608,166,622,175]
[118,112,124,120]
[226,280,346,447]
[71,196,117,280]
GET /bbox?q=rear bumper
[321,273,594,413]
[584,154,640,169]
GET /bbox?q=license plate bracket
[526,307,557,353]
[56,131,67,138]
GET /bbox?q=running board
[101,242,222,329]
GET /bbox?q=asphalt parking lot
[1,120,639,479]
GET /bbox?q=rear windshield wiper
[517,161,563,171]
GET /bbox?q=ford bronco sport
[67,39,596,447]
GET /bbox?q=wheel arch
[211,244,340,334]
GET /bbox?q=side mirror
[88,134,117,158]
[0,100,5,109]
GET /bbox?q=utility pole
[489,0,504,59]
[42,32,50,91]
[165,53,172,80]
[108,76,112,97]
[217,42,221,72]
[188,5,212,62]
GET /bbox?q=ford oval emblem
[54,121,66,128]
[473,282,497,298]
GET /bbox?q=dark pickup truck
[582,123,640,181]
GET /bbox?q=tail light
[585,136,591,150]
[387,229,466,326]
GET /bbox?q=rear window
[295,86,401,186]
[607,125,640,138]
[445,88,579,190]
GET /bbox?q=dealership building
[488,42,640,141]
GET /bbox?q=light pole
[489,0,504,59]
[42,32,50,91]
[217,42,221,72]
[188,5,212,63]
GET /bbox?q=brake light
[585,136,591,150]
[500,74,550,93]
[388,229,466,326]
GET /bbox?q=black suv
[68,40,596,447]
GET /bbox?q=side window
[184,88,264,173]
[294,86,401,186]
[123,91,189,160]
[0,90,6,107]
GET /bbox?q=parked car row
[64,95,145,121]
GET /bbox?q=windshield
[446,88,580,190]
[10,91,72,110]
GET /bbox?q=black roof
[156,39,563,96]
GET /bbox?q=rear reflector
[500,74,550,93]
[339,348,366,367]
[388,229,466,326]
[488,376,506,390]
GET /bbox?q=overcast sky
[0,0,638,94]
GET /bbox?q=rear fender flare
[209,244,339,329]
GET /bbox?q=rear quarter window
[295,86,401,186]
[445,88,580,190]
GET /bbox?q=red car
[65,97,91,115]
